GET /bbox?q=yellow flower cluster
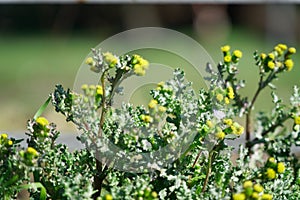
[260,44,296,72]
[81,84,104,96]
[211,118,244,140]
[148,99,158,109]
[104,194,113,200]
[265,157,285,179]
[215,128,225,140]
[231,122,244,135]
[234,180,271,200]
[27,147,38,156]
[36,117,49,127]
[132,54,149,76]
[140,114,153,123]
[103,52,119,68]
[0,133,13,146]
[221,45,243,64]
[227,86,235,100]
[294,116,300,125]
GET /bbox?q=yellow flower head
[216,93,224,102]
[206,120,213,128]
[284,59,294,71]
[261,194,272,200]
[224,97,230,104]
[81,84,88,91]
[103,52,118,66]
[148,99,158,109]
[134,64,146,76]
[227,86,235,99]
[232,193,246,200]
[288,47,296,54]
[104,194,113,200]
[243,180,253,188]
[223,118,233,126]
[268,157,276,163]
[96,85,103,95]
[8,140,13,146]
[267,61,275,69]
[274,46,283,55]
[266,168,276,179]
[1,133,8,140]
[36,117,49,127]
[253,183,264,193]
[260,53,267,60]
[27,147,38,156]
[277,162,285,173]
[277,43,287,51]
[158,106,167,113]
[151,191,158,198]
[143,115,153,123]
[85,57,94,65]
[215,130,225,140]
[233,50,243,58]
[295,116,300,125]
[224,55,232,63]
[252,192,260,199]
[268,53,275,60]
[221,45,230,52]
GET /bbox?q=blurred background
[0,4,299,144]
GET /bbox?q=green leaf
[33,96,51,120]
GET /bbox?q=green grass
[0,27,299,131]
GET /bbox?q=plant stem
[201,151,213,193]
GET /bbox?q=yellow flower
[284,59,294,71]
[253,184,264,193]
[267,61,275,69]
[232,193,246,200]
[151,191,158,198]
[27,147,38,156]
[295,116,300,125]
[224,97,230,104]
[148,99,158,109]
[231,122,244,135]
[144,115,153,123]
[216,93,224,102]
[266,168,276,179]
[233,50,243,58]
[158,106,167,113]
[277,43,287,51]
[134,64,146,76]
[104,194,113,200]
[36,117,49,127]
[85,57,94,65]
[252,192,260,199]
[268,53,275,60]
[277,162,285,173]
[223,118,233,126]
[243,180,253,188]
[224,55,231,63]
[261,194,272,200]
[8,140,13,146]
[96,85,103,95]
[215,130,225,140]
[268,157,276,163]
[1,133,8,140]
[288,47,296,54]
[236,126,244,135]
[221,45,230,52]
[103,52,118,66]
[157,81,164,88]
[260,53,267,60]
[89,85,96,90]
[274,46,283,55]
[227,86,235,99]
[81,84,88,90]
[206,120,213,128]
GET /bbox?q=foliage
[0,44,299,200]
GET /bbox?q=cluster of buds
[264,157,285,180]
[0,133,13,147]
[259,44,296,72]
[221,45,243,65]
[205,117,244,140]
[233,180,272,200]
